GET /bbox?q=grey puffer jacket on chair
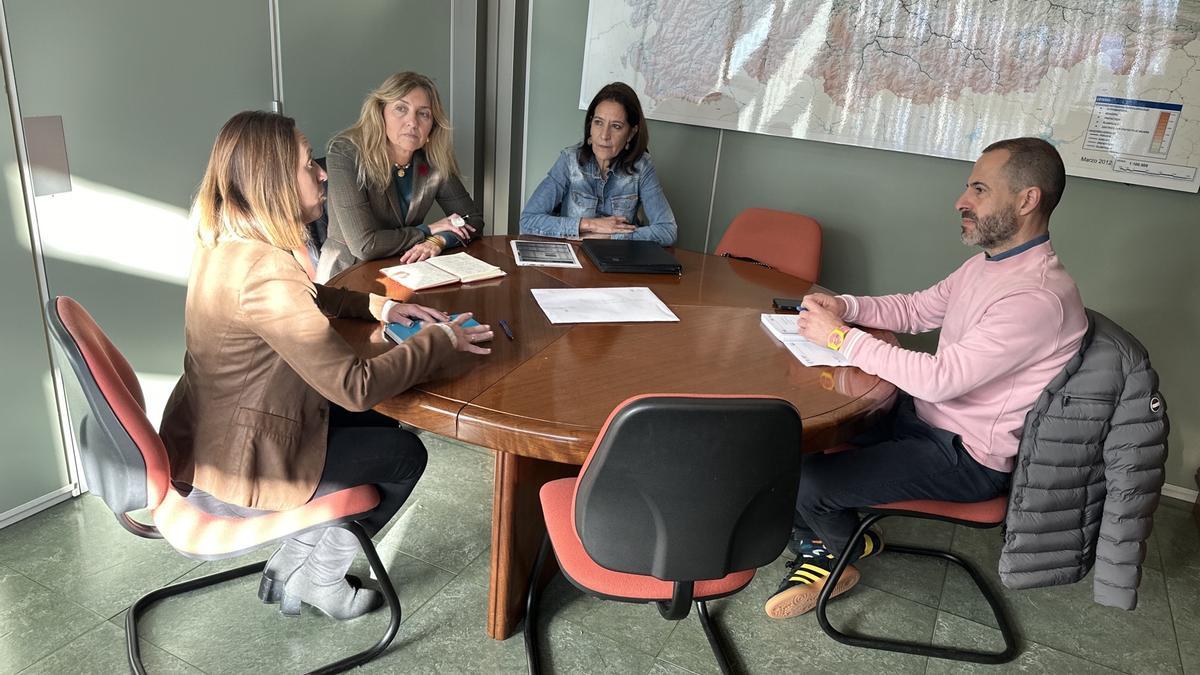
[1000,309,1168,610]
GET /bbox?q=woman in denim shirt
[520,82,677,246]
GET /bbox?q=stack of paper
[760,313,850,367]
[531,287,679,324]
[381,252,506,291]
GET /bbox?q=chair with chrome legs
[815,496,1019,664]
[523,394,803,675]
[46,296,401,675]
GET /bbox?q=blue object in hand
[384,314,480,344]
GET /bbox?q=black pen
[498,319,515,341]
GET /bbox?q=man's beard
[960,203,1019,249]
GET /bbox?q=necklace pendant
[396,166,406,178]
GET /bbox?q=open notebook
[760,313,849,367]
[381,252,506,291]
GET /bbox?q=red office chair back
[715,207,822,282]
[46,297,170,520]
[573,394,803,581]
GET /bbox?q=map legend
[1084,97,1181,159]
[1150,111,1172,154]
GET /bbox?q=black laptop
[581,239,682,274]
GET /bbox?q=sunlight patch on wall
[18,168,195,285]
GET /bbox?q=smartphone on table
[772,297,805,312]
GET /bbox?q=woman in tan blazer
[160,111,492,620]
[316,71,483,281]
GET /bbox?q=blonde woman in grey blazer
[316,72,483,282]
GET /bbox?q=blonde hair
[334,71,459,191]
[194,111,307,249]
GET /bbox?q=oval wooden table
[329,235,896,640]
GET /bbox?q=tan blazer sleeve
[326,139,426,260]
[314,283,372,319]
[241,251,457,411]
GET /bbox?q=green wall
[0,83,68,515]
[524,0,1199,490]
[279,1,452,154]
[5,0,275,419]
[0,1,457,522]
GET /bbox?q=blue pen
[498,319,515,341]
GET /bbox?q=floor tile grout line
[387,542,487,577]
[13,621,108,675]
[928,603,1141,674]
[554,614,662,665]
[651,615,683,661]
[10,562,111,626]
[394,548,486,625]
[651,654,703,675]
[1160,560,1187,673]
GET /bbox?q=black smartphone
[772,297,804,312]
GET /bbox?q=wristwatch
[827,326,850,351]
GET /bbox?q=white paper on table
[783,339,851,367]
[760,312,850,367]
[761,313,803,340]
[530,287,679,324]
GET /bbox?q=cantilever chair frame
[47,296,400,675]
[816,502,1019,665]
[523,394,804,675]
[524,532,746,673]
[124,522,399,675]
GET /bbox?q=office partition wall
[0,74,67,525]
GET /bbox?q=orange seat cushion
[540,478,755,601]
[869,495,1008,525]
[152,484,380,559]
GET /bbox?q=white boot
[258,530,322,603]
[279,526,383,620]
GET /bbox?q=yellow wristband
[424,235,445,249]
[827,326,849,351]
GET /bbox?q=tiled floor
[0,431,1196,674]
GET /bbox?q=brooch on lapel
[418,164,430,177]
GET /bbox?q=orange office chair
[715,207,822,282]
[816,496,1018,664]
[46,296,401,675]
[523,394,803,675]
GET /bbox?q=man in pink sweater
[766,137,1087,620]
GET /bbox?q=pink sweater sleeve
[842,290,1067,403]
[841,271,958,334]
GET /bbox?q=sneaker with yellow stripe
[764,531,883,620]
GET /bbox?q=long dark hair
[577,82,648,175]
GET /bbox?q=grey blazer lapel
[407,152,439,225]
[382,176,405,225]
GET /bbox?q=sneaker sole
[764,564,861,619]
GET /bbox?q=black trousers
[311,406,427,535]
[185,405,426,537]
[791,395,1010,558]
